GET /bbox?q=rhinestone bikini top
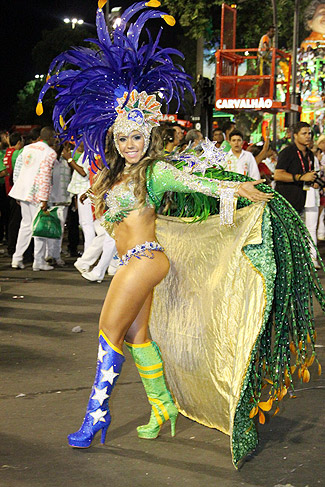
[104,179,153,224]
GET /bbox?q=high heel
[136,405,178,439]
[170,415,177,437]
[125,340,178,439]
[68,331,125,448]
[101,425,109,444]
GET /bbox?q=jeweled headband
[37,0,195,167]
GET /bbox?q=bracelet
[294,174,301,182]
[67,158,73,164]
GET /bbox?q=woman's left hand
[238,179,273,202]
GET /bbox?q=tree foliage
[14,79,55,125]
[163,0,313,49]
[236,0,313,50]
[163,0,222,42]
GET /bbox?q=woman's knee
[124,328,149,344]
[98,316,129,342]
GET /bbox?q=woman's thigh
[99,251,169,345]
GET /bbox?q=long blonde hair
[92,128,164,218]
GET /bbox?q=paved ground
[0,241,324,487]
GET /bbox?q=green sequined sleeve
[148,160,240,204]
[147,160,241,225]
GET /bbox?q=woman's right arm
[150,160,272,203]
[149,161,272,226]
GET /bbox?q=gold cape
[150,202,271,465]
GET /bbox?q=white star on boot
[98,344,108,363]
[90,408,107,425]
[92,386,109,406]
[101,365,119,385]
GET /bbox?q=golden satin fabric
[150,203,266,439]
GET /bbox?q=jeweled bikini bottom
[118,241,164,266]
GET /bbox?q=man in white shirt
[9,127,57,271]
[223,130,260,180]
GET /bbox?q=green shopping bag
[32,207,62,239]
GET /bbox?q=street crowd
[0,119,324,278]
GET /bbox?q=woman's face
[116,130,145,164]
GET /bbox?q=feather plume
[38,2,194,166]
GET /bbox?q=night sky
[1,0,132,128]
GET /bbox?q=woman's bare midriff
[113,207,158,256]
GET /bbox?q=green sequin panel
[232,207,276,467]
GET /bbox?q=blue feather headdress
[37,0,195,166]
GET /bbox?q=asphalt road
[0,241,324,487]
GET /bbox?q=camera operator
[274,122,317,214]
[275,122,323,268]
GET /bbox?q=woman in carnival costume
[37,0,325,468]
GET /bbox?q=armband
[218,181,241,226]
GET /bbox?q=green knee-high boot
[125,341,178,439]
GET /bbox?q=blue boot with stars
[68,330,125,448]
